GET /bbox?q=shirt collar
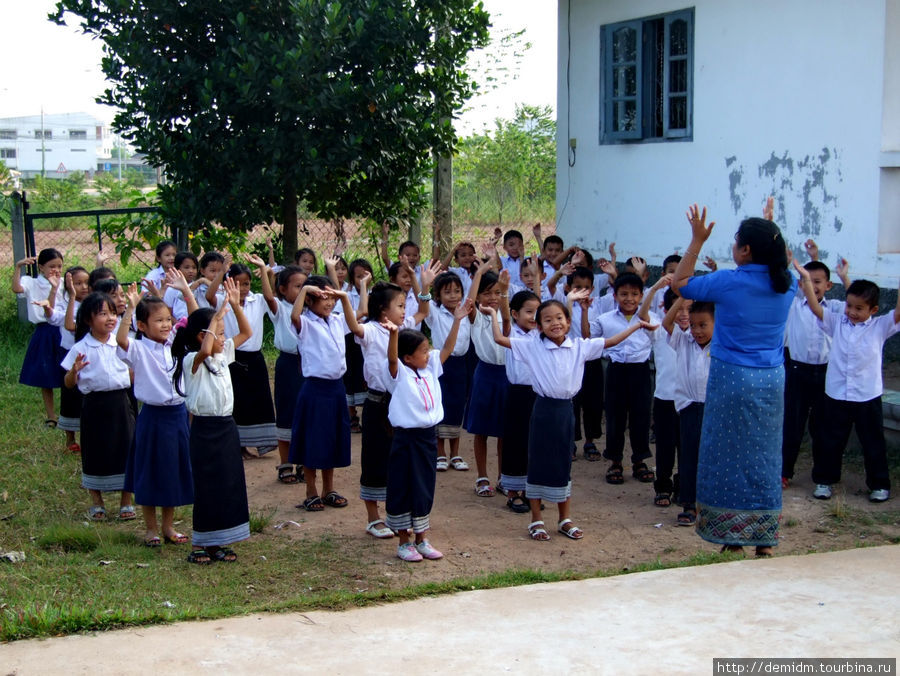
[85,333,115,347]
[540,335,573,350]
[841,314,874,328]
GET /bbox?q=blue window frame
[601,8,694,143]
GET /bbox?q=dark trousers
[813,395,891,491]
[603,361,652,464]
[653,397,679,494]
[781,359,827,480]
[678,402,704,507]
[574,358,604,442]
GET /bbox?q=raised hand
[804,239,819,262]
[142,278,162,298]
[31,299,52,310]
[491,227,503,244]
[653,273,673,291]
[608,242,617,263]
[482,241,496,259]
[125,282,142,309]
[571,248,587,268]
[380,318,398,333]
[685,204,715,243]
[71,353,90,374]
[65,272,75,296]
[358,271,372,289]
[165,268,190,294]
[532,223,542,239]
[15,256,36,267]
[420,260,442,290]
[598,259,616,276]
[324,255,339,270]
[763,196,775,222]
[477,302,496,317]
[246,253,266,268]
[222,276,241,306]
[629,256,647,279]
[560,261,576,277]
[792,257,811,282]
[638,319,659,331]
[566,288,591,304]
[497,268,510,294]
[835,257,849,279]
[702,256,718,272]
[456,298,474,319]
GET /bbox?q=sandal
[144,536,162,548]
[436,456,449,472]
[506,494,530,514]
[350,415,362,433]
[450,456,469,471]
[66,442,81,454]
[475,477,495,497]
[208,546,237,562]
[654,492,672,508]
[322,491,348,508]
[88,505,107,521]
[43,418,58,429]
[605,463,624,485]
[299,496,324,512]
[632,462,655,483]
[187,549,212,565]
[496,481,509,497]
[676,508,696,526]
[164,532,189,545]
[277,463,299,484]
[365,520,394,539]
[583,442,602,461]
[528,520,550,541]
[557,518,584,540]
[117,505,136,521]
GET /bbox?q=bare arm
[118,283,142,351]
[661,297,684,336]
[385,320,399,378]
[550,245,577,270]
[355,273,371,321]
[11,257,35,294]
[486,306,512,349]
[496,269,512,336]
[65,353,88,389]
[835,257,851,290]
[324,255,341,290]
[290,285,314,330]
[64,274,78,332]
[334,289,364,338]
[440,300,472,363]
[639,274,671,323]
[205,253,232,308]
[672,204,715,294]
[532,223,544,253]
[223,277,252,349]
[166,268,198,316]
[192,313,224,374]
[379,221,392,272]
[792,259,825,321]
[247,254,277,313]
[603,320,656,349]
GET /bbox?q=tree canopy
[52,0,490,254]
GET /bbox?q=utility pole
[40,107,45,178]
[432,23,452,261]
[117,135,123,182]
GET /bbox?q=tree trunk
[281,184,298,261]
[433,152,452,260]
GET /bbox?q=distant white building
[556,0,899,285]
[0,112,112,179]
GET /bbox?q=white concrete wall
[0,113,106,176]
[557,0,897,285]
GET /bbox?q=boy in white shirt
[794,265,899,502]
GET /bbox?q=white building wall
[557,0,897,284]
[0,112,109,178]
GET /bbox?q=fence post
[9,192,28,322]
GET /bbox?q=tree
[52,0,490,256]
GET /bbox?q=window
[71,148,87,152]
[0,148,15,159]
[600,8,693,143]
[0,130,15,140]
[34,129,52,140]
[69,129,87,140]
[36,148,51,152]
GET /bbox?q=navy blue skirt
[289,377,351,469]
[385,426,438,534]
[465,361,508,437]
[438,354,467,437]
[526,396,575,503]
[20,323,64,389]
[125,403,193,507]
[274,351,303,442]
[81,389,134,492]
[501,383,536,491]
[229,349,277,449]
[360,392,392,501]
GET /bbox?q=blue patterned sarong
[696,357,782,546]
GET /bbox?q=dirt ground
[240,427,900,584]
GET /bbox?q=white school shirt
[18,274,54,324]
[509,333,606,399]
[387,349,444,428]
[330,283,358,316]
[194,283,225,310]
[297,308,348,379]
[267,298,299,353]
[508,279,552,301]
[500,255,523,284]
[355,317,418,393]
[118,337,184,406]
[403,289,422,330]
[49,294,78,350]
[568,300,602,341]
[224,292,266,352]
[667,326,711,411]
[818,311,900,402]
[142,265,167,293]
[784,294,845,365]
[183,339,235,417]
[61,333,131,394]
[591,273,611,298]
[162,286,190,321]
[470,311,506,365]
[593,309,658,363]
[424,301,471,356]
[505,324,537,386]
[447,266,474,298]
[649,325,677,401]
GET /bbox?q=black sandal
[583,442,602,461]
[676,508,696,526]
[277,463,299,484]
[632,462,655,483]
[653,492,671,507]
[350,415,361,433]
[322,491,348,508]
[207,546,237,562]
[606,463,624,485]
[187,549,213,565]
[299,495,324,512]
[506,494,530,514]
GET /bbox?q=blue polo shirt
[680,264,796,368]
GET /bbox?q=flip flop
[322,491,348,508]
[299,496,324,512]
[88,505,107,521]
[164,533,189,544]
[144,536,162,548]
[117,505,136,521]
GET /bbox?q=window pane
[613,27,636,63]
[613,65,637,97]
[670,19,687,56]
[669,59,687,93]
[613,100,637,132]
[669,96,687,129]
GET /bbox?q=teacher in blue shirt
[672,200,796,557]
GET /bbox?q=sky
[0,0,557,138]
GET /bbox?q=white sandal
[365,520,394,539]
[436,456,449,472]
[475,477,495,497]
[450,456,469,471]
[528,520,550,541]
[557,518,584,540]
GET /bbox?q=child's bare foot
[755,546,774,557]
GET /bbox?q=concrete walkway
[3,546,898,674]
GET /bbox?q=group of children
[13,221,898,562]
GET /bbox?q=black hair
[432,272,463,306]
[388,261,405,281]
[535,299,570,337]
[624,256,647,271]
[294,247,318,272]
[154,240,176,259]
[804,260,831,280]
[689,301,715,316]
[846,279,880,308]
[398,240,420,255]
[227,263,252,280]
[92,278,120,297]
[348,258,374,290]
[367,281,405,322]
[88,266,115,288]
[543,235,564,249]
[134,296,170,340]
[64,265,88,286]
[566,265,594,287]
[476,270,499,295]
[275,265,307,300]
[37,248,64,266]
[303,274,333,307]
[510,290,539,312]
[398,328,428,363]
[171,308,217,396]
[74,291,116,341]
[613,272,644,294]
[502,230,523,244]
[663,254,682,269]
[453,242,479,275]
[199,251,225,270]
[663,287,679,311]
[334,255,349,271]
[174,251,199,271]
[736,217,791,294]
